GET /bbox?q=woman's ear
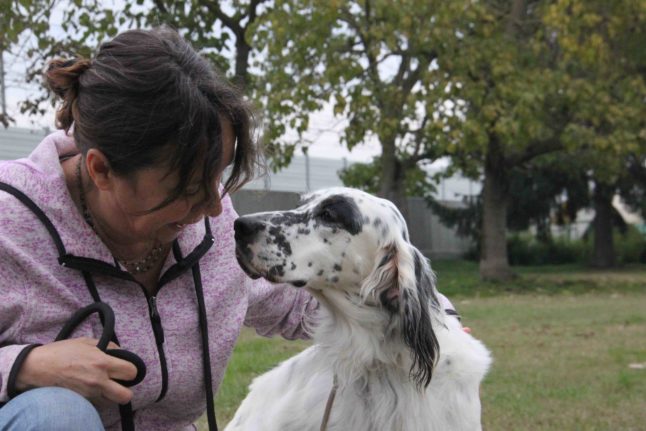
[85,149,114,191]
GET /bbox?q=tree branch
[247,0,266,26]
[152,0,167,14]
[411,114,429,158]
[339,5,384,107]
[204,1,243,36]
[508,139,563,167]
[505,0,527,38]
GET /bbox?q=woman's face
[105,119,236,246]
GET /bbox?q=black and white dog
[228,187,491,431]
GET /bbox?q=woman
[0,27,316,430]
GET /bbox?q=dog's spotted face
[234,187,409,290]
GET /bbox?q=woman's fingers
[107,341,121,349]
[106,355,138,382]
[101,379,134,405]
[15,338,139,405]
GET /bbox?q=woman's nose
[205,198,223,217]
[203,189,223,218]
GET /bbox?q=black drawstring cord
[192,260,219,431]
[55,302,147,431]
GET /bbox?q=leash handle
[54,302,146,431]
[55,302,115,349]
[106,349,147,387]
[55,302,146,386]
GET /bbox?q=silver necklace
[76,158,165,274]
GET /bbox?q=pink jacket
[0,131,317,430]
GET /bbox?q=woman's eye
[185,187,201,197]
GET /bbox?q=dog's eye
[318,208,337,223]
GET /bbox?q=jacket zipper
[146,293,169,402]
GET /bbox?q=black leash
[191,262,217,429]
[173,238,219,431]
[55,302,147,431]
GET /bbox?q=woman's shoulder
[0,157,35,186]
[0,158,75,251]
[0,162,45,220]
[0,163,67,215]
[0,132,68,193]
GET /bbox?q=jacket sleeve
[0,237,36,402]
[244,277,318,340]
[0,345,39,402]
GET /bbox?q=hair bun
[45,57,92,98]
[45,57,92,130]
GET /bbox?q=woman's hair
[45,26,262,209]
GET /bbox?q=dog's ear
[361,241,440,389]
[361,243,400,312]
[401,247,441,389]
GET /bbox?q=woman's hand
[15,337,138,405]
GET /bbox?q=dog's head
[235,187,391,287]
[235,188,439,386]
[234,187,440,387]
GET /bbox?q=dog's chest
[326,373,431,430]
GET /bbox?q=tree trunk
[591,183,616,268]
[476,0,528,282]
[235,36,251,91]
[480,154,514,281]
[506,0,527,36]
[379,138,410,221]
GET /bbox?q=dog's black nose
[234,217,265,242]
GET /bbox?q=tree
[432,0,645,277]
[543,0,646,267]
[125,0,269,91]
[618,154,646,221]
[0,0,55,126]
[431,0,575,280]
[257,0,466,219]
[11,1,272,123]
[426,155,591,262]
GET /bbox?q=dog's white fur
[228,188,491,431]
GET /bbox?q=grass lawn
[198,262,646,430]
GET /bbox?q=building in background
[0,127,51,160]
